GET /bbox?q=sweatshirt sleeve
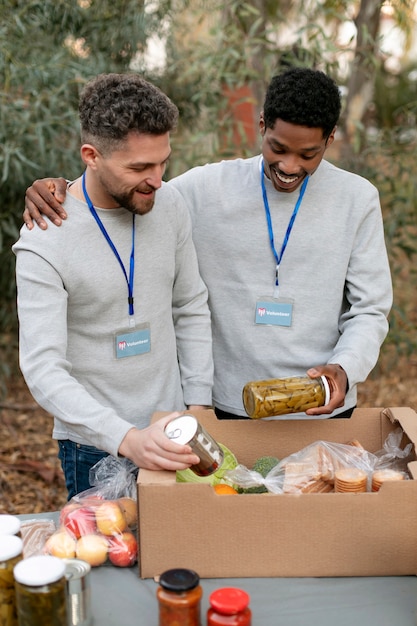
[329,187,393,387]
[14,237,134,457]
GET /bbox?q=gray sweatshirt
[13,182,213,455]
[170,156,392,418]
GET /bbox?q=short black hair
[263,67,341,139]
[79,73,179,154]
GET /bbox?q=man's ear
[259,112,266,136]
[80,144,101,168]
[325,126,337,147]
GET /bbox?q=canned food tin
[64,559,92,626]
[165,415,224,476]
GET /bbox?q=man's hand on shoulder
[24,177,68,230]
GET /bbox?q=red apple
[95,501,127,536]
[63,506,96,539]
[108,531,138,567]
[59,502,80,527]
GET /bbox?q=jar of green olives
[0,535,23,626]
[13,555,67,626]
[242,375,330,419]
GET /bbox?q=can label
[64,558,92,626]
[165,415,224,476]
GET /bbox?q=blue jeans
[58,440,109,500]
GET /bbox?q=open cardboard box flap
[137,407,417,578]
[382,407,417,479]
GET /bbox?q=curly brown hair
[79,73,179,154]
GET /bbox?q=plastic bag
[226,440,378,494]
[225,433,410,495]
[373,427,414,472]
[43,455,138,567]
[20,518,56,558]
[88,455,138,500]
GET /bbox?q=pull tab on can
[165,415,224,476]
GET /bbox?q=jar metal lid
[209,587,250,614]
[320,375,331,406]
[0,514,21,536]
[159,568,200,592]
[164,415,198,445]
[14,555,66,586]
[0,535,23,560]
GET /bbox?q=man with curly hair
[14,73,213,497]
[23,67,392,422]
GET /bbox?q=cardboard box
[137,407,417,578]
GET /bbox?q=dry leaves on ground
[0,378,67,515]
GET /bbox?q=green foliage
[0,0,156,391]
[1,0,416,396]
[154,0,344,172]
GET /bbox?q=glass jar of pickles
[156,568,202,626]
[13,555,67,626]
[242,375,330,418]
[0,535,23,626]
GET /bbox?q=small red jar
[207,587,251,626]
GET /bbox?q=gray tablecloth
[18,513,417,625]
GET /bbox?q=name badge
[115,324,151,358]
[255,299,293,327]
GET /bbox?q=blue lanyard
[82,171,136,318]
[260,160,309,290]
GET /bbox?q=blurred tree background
[1,0,416,396]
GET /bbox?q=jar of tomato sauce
[207,587,251,626]
[157,568,202,626]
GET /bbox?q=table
[18,513,417,626]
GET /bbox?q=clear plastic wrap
[373,427,414,472]
[225,432,410,495]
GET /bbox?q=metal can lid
[164,415,198,445]
[64,558,91,583]
[0,535,23,561]
[14,555,66,586]
[209,587,250,614]
[0,514,21,536]
[159,568,200,592]
[320,375,331,406]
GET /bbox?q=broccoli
[239,455,280,494]
[252,455,280,477]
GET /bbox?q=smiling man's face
[84,131,171,214]
[260,117,335,193]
